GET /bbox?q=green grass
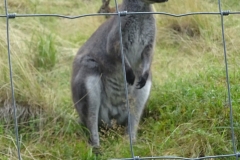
[1,0,240,159]
[33,33,57,70]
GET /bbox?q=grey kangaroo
[71,0,168,149]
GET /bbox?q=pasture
[0,0,240,159]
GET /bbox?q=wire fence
[1,0,240,159]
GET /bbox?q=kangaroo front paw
[126,68,135,85]
[136,72,149,89]
[136,77,146,89]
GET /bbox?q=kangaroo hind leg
[129,78,152,142]
[72,57,103,148]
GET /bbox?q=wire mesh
[1,0,240,159]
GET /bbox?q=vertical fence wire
[4,0,22,159]
[218,0,238,158]
[114,0,135,158]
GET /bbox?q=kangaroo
[71,0,168,150]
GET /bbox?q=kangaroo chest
[98,15,155,126]
[99,71,135,126]
[121,16,155,68]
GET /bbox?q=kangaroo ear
[106,0,111,5]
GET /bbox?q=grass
[33,33,57,70]
[1,0,240,159]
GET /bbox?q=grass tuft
[34,33,57,70]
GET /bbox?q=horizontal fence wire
[1,11,240,19]
[1,0,240,159]
[110,153,239,160]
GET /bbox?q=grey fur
[71,0,167,148]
